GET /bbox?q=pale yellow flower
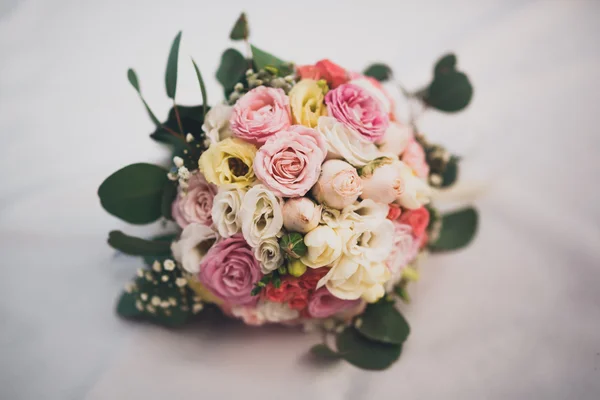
[198,137,257,188]
[288,79,327,128]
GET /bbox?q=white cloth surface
[1,0,599,399]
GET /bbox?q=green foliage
[165,31,182,99]
[429,207,478,252]
[441,156,460,187]
[251,45,290,75]
[229,12,249,40]
[336,327,402,370]
[363,63,393,82]
[216,48,247,95]
[420,53,473,112]
[161,180,178,220]
[127,68,160,126]
[279,232,307,259]
[434,53,457,76]
[310,344,340,360]
[191,58,209,119]
[356,300,410,345]
[107,230,172,256]
[98,163,169,224]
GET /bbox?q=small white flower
[254,236,284,274]
[317,116,382,167]
[163,259,175,271]
[202,104,233,145]
[211,187,246,238]
[300,225,342,268]
[170,223,218,273]
[240,184,284,247]
[186,133,195,143]
[173,156,184,168]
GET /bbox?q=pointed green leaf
[310,344,340,359]
[229,12,249,40]
[363,63,393,82]
[98,163,168,224]
[251,44,287,71]
[161,180,178,220]
[116,291,142,318]
[165,31,182,99]
[216,48,247,93]
[430,207,478,252]
[336,328,402,371]
[107,230,172,256]
[191,58,208,119]
[434,53,457,76]
[127,68,160,126]
[355,300,410,345]
[441,156,459,187]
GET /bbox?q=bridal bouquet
[99,13,478,370]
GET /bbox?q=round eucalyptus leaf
[430,207,478,252]
[356,301,410,345]
[336,327,402,371]
[425,71,473,112]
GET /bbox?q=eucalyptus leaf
[191,58,208,118]
[429,207,478,252]
[336,327,402,371]
[127,68,160,126]
[310,344,340,360]
[229,12,249,40]
[441,156,459,187]
[216,48,247,93]
[434,53,457,76]
[363,63,393,82]
[98,163,169,224]
[356,300,410,345]
[424,71,473,112]
[161,181,178,220]
[165,31,182,99]
[251,44,287,71]
[108,230,172,256]
[116,291,141,318]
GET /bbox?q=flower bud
[288,259,307,277]
[360,157,405,204]
[312,159,362,210]
[279,232,308,259]
[282,198,322,234]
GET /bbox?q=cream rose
[317,256,390,303]
[171,223,218,274]
[317,116,381,167]
[211,187,246,238]
[312,159,362,210]
[282,197,321,234]
[202,103,233,145]
[300,225,342,268]
[339,218,395,264]
[395,162,432,209]
[254,236,284,274]
[240,184,284,247]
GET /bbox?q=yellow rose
[288,79,328,128]
[198,138,257,187]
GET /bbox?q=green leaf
[251,44,287,71]
[336,327,402,371]
[424,71,473,112]
[429,207,478,252]
[98,163,169,224]
[165,31,182,99]
[441,156,459,188]
[310,344,340,359]
[108,230,172,256]
[434,53,457,76]
[161,181,178,220]
[191,58,209,119]
[394,285,411,303]
[229,12,249,40]
[142,233,178,266]
[127,68,160,126]
[216,48,247,93]
[116,291,142,318]
[363,63,393,82]
[356,300,410,345]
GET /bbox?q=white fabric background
[1,0,599,399]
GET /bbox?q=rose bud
[288,259,308,277]
[359,157,405,204]
[279,232,308,259]
[282,198,322,234]
[312,159,362,209]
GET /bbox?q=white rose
[340,219,394,264]
[282,197,321,234]
[171,223,218,273]
[340,198,389,231]
[319,205,350,229]
[211,187,246,238]
[254,236,284,274]
[317,116,382,167]
[360,157,406,204]
[240,184,284,247]
[395,162,432,209]
[378,122,413,156]
[312,159,362,210]
[202,103,233,145]
[317,256,390,303]
[258,301,300,323]
[349,77,392,114]
[300,225,343,268]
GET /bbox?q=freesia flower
[254,236,284,274]
[317,116,382,167]
[325,83,389,143]
[307,287,362,319]
[297,59,348,89]
[254,125,327,197]
[240,184,284,247]
[230,86,291,145]
[202,103,233,145]
[171,223,218,274]
[300,225,343,268]
[282,197,321,234]
[211,187,246,238]
[378,121,413,156]
[288,79,327,128]
[171,171,217,228]
[198,137,257,188]
[312,159,362,210]
[198,234,262,306]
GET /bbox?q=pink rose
[254,125,327,197]
[198,234,262,306]
[325,83,389,143]
[402,139,430,179]
[312,159,362,209]
[230,86,292,146]
[386,221,415,285]
[398,206,430,238]
[171,172,217,228]
[297,59,349,89]
[307,287,361,319]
